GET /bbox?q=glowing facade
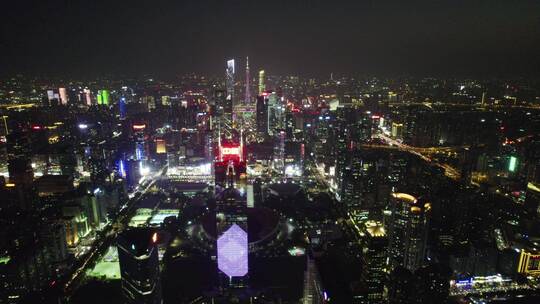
[258,70,265,95]
[226,59,235,116]
[97,90,110,105]
[361,221,388,302]
[508,156,518,172]
[245,56,251,105]
[517,250,540,275]
[59,87,68,105]
[388,193,430,272]
[217,224,248,278]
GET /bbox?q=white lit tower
[258,70,266,95]
[245,56,251,106]
[226,59,235,122]
[214,59,249,289]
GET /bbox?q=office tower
[274,130,285,174]
[83,88,92,106]
[340,150,382,211]
[214,72,249,287]
[256,95,268,134]
[96,89,110,105]
[245,56,251,105]
[212,89,229,121]
[47,89,60,105]
[258,70,266,95]
[267,91,283,135]
[359,221,388,303]
[133,123,147,161]
[226,59,235,117]
[59,87,68,105]
[117,228,162,304]
[391,122,403,140]
[120,97,127,120]
[353,111,372,144]
[387,193,430,272]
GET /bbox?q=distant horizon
[2,0,540,78]
[3,69,540,82]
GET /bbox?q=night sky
[1,0,540,78]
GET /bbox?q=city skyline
[3,2,540,304]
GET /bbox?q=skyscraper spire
[245,56,251,105]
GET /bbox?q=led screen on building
[217,224,248,277]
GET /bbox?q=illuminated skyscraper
[245,56,251,105]
[258,70,266,95]
[117,228,162,304]
[215,61,249,287]
[267,91,283,135]
[388,193,430,272]
[359,221,388,303]
[226,59,235,118]
[97,90,110,105]
[83,88,92,106]
[59,87,68,105]
[256,94,268,134]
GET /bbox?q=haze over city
[1,1,540,304]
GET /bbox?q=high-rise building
[59,87,68,105]
[258,70,266,95]
[215,174,249,287]
[117,228,162,304]
[387,193,430,272]
[256,94,268,134]
[245,56,251,105]
[97,90,110,105]
[267,91,283,135]
[119,97,127,120]
[83,88,92,106]
[359,221,388,303]
[226,59,235,118]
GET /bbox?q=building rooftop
[365,220,386,237]
[117,228,157,257]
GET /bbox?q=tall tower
[245,57,251,105]
[258,70,266,95]
[117,228,162,304]
[360,221,388,302]
[226,59,235,118]
[387,193,430,272]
